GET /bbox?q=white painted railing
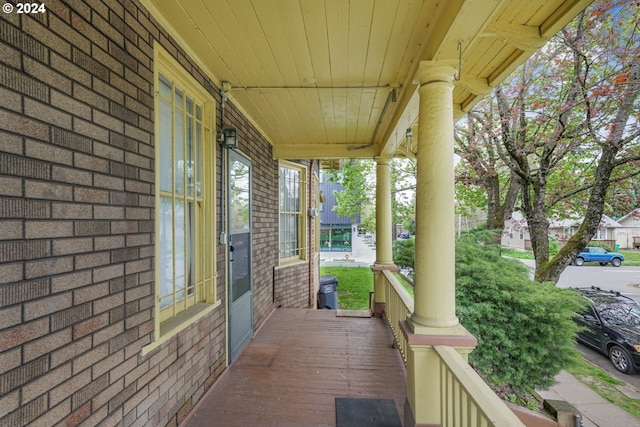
[435,345,526,427]
[381,269,412,365]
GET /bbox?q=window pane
[186,115,194,196]
[279,167,286,210]
[186,201,195,296]
[196,122,203,198]
[159,74,172,98]
[175,86,184,108]
[175,106,184,194]
[159,197,174,308]
[231,161,250,233]
[186,95,193,115]
[174,200,185,302]
[293,175,299,211]
[159,99,173,192]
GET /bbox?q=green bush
[456,229,589,392]
[393,237,414,271]
[587,240,613,251]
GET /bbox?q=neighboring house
[548,218,577,242]
[501,212,531,250]
[502,213,623,251]
[319,172,359,253]
[564,214,622,249]
[616,208,640,249]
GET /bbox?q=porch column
[403,60,477,427]
[371,156,397,317]
[409,61,462,332]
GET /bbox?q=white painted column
[408,61,461,333]
[372,157,396,317]
[374,157,394,267]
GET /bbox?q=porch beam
[272,143,378,160]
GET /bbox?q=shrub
[393,237,414,272]
[456,229,588,393]
[587,240,613,251]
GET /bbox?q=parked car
[574,247,624,267]
[575,287,640,374]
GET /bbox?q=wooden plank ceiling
[141,0,592,161]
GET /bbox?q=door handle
[229,244,235,262]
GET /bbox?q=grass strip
[567,358,640,418]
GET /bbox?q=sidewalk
[320,232,377,266]
[538,370,640,427]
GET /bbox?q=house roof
[140,0,591,162]
[507,212,624,229]
[617,208,640,224]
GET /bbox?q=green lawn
[320,266,373,310]
[319,266,415,310]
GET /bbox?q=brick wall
[0,0,318,426]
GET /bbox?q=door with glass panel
[228,151,252,362]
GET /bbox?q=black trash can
[318,275,338,309]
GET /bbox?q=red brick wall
[0,1,315,426]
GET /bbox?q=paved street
[517,258,640,301]
[556,264,640,301]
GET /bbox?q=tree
[328,158,417,235]
[456,0,640,282]
[391,158,417,232]
[454,107,520,230]
[327,159,375,221]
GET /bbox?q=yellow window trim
[150,42,219,347]
[278,160,308,264]
[141,299,221,356]
[274,259,309,270]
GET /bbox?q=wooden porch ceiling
[142,0,592,161]
[183,309,407,427]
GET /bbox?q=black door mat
[335,397,402,427]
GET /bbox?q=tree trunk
[536,148,618,283]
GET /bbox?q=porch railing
[435,345,527,426]
[381,269,412,365]
[380,270,527,427]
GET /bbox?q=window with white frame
[154,45,217,336]
[279,161,307,261]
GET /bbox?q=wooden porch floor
[184,309,407,427]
